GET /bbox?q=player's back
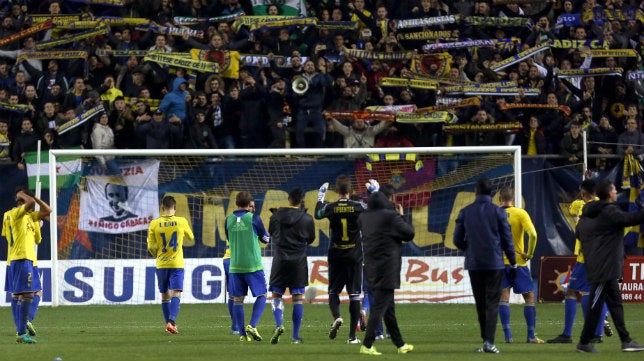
[149,215,193,269]
[226,211,263,273]
[317,199,366,250]
[504,206,532,244]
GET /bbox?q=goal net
[48,147,520,306]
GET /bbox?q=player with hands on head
[3,187,51,343]
[315,175,367,344]
[497,186,543,344]
[147,195,194,334]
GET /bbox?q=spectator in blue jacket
[158,77,189,127]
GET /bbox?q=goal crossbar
[48,146,521,306]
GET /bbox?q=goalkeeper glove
[318,182,329,202]
[365,179,380,193]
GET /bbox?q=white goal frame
[48,146,521,306]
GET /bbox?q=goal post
[48,146,521,306]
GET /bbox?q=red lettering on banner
[405,259,429,283]
[452,268,464,284]
[404,259,464,284]
[432,269,448,283]
[122,166,143,176]
[310,260,329,284]
[622,256,644,303]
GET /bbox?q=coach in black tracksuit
[575,179,644,353]
[359,190,415,354]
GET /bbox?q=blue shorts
[230,270,267,297]
[502,265,533,294]
[10,260,39,294]
[32,266,42,292]
[155,268,185,293]
[5,265,12,293]
[223,258,233,295]
[568,262,589,293]
[269,286,305,296]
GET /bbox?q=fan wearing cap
[136,108,183,149]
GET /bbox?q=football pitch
[2,303,644,361]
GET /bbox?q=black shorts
[327,250,362,295]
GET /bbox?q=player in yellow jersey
[147,196,194,334]
[548,179,611,343]
[497,186,543,344]
[2,187,50,344]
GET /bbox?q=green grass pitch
[2,303,644,361]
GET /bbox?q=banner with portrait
[78,159,160,234]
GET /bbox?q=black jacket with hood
[268,206,315,289]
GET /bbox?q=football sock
[362,293,370,313]
[272,297,284,327]
[349,297,361,339]
[580,294,589,319]
[233,301,245,335]
[563,296,577,336]
[19,297,33,334]
[329,293,341,319]
[11,296,19,332]
[499,301,512,339]
[29,293,40,322]
[524,303,536,339]
[595,304,609,336]
[250,295,266,327]
[162,299,171,323]
[169,296,180,323]
[227,297,235,331]
[292,301,303,339]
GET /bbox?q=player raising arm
[314,175,367,344]
[147,195,194,334]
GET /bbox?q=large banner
[78,159,160,233]
[1,257,475,306]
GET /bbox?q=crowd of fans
[0,0,643,170]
